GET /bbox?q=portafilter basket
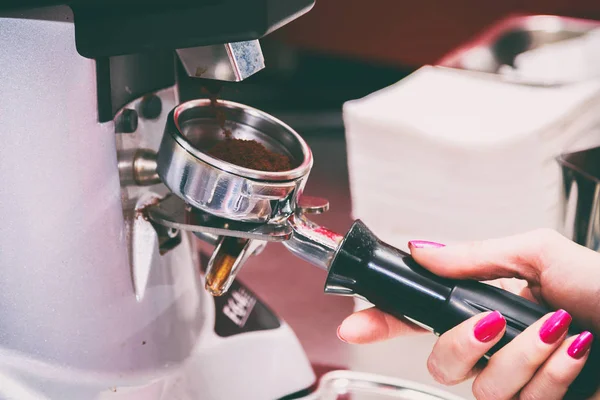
[151,100,599,398]
[157,99,313,224]
[156,99,335,296]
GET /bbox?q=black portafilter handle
[325,220,600,399]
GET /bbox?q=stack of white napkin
[343,65,600,248]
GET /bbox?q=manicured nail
[539,309,572,344]
[474,311,506,342]
[568,331,593,359]
[408,240,445,249]
[337,326,348,343]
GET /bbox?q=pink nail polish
[539,310,572,344]
[474,311,506,342]
[337,326,348,343]
[568,331,593,359]
[408,240,445,249]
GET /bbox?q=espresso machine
[2,2,600,399]
[0,1,317,399]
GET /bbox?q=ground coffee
[201,84,292,172]
[207,138,292,172]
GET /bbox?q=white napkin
[343,65,600,246]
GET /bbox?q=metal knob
[117,149,161,187]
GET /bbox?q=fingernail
[474,311,506,342]
[539,309,572,344]
[568,331,593,359]
[408,240,445,249]
[337,326,348,343]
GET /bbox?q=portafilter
[148,99,599,398]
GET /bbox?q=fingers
[409,230,600,333]
[427,311,506,386]
[337,307,425,344]
[471,310,572,400]
[408,229,567,283]
[519,331,594,400]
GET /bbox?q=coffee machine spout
[176,40,265,81]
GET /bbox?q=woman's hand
[337,229,600,399]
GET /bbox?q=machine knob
[115,108,138,133]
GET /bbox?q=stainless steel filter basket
[156,99,313,223]
[155,98,329,296]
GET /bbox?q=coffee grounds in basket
[207,138,292,172]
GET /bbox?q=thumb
[407,229,569,284]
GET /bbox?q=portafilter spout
[147,99,600,399]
